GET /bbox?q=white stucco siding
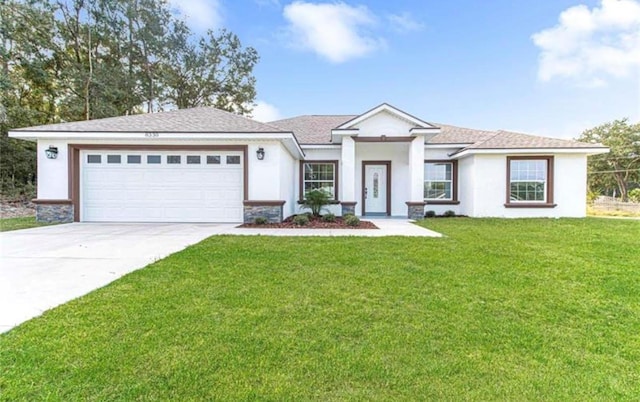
[353,111,416,137]
[456,156,475,216]
[278,143,296,218]
[247,142,281,200]
[302,148,341,160]
[553,154,588,217]
[470,153,588,218]
[355,142,410,216]
[37,140,70,199]
[425,148,465,160]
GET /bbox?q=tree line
[577,119,640,202]
[1,0,259,199]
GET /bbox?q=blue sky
[169,0,640,139]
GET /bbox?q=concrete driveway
[0,219,439,333]
[0,223,226,333]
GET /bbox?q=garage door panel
[82,151,243,222]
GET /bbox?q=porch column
[341,136,357,215]
[407,136,426,219]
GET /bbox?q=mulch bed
[239,215,378,229]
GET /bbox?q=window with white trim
[509,158,549,202]
[303,162,336,199]
[424,162,453,200]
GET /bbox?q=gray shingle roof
[269,116,605,151]
[269,115,356,144]
[428,123,496,144]
[14,106,606,152]
[14,107,287,133]
[459,130,604,151]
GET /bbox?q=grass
[1,218,639,400]
[0,216,55,232]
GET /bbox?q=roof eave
[450,147,610,158]
[8,130,306,158]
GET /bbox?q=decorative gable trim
[335,103,439,130]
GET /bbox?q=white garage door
[81,150,243,222]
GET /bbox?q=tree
[1,0,260,199]
[162,29,258,113]
[577,119,640,201]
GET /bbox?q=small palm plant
[302,189,332,217]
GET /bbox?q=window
[207,155,221,164]
[187,155,201,164]
[167,155,181,164]
[424,161,458,203]
[147,155,161,164]
[506,156,555,207]
[301,162,337,199]
[226,155,240,165]
[87,155,101,164]
[127,155,141,164]
[107,155,121,164]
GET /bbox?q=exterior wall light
[256,147,265,160]
[45,146,59,159]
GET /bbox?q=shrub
[344,214,360,227]
[302,189,332,217]
[293,214,309,226]
[443,210,456,217]
[629,188,640,203]
[322,213,336,222]
[424,210,436,218]
[587,190,599,204]
[254,216,268,225]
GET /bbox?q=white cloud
[283,1,383,63]
[532,0,640,86]
[252,101,282,122]
[168,0,223,31]
[387,12,425,33]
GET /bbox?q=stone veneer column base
[243,200,285,223]
[405,201,427,220]
[33,199,74,223]
[340,201,357,216]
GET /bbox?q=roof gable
[336,103,438,130]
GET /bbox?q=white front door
[364,164,388,215]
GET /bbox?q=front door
[363,163,389,215]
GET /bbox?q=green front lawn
[0,216,53,232]
[1,218,639,400]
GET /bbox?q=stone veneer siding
[243,202,284,223]
[406,202,426,220]
[341,202,356,216]
[36,204,74,223]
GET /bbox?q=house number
[145,132,159,137]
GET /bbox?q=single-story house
[9,103,608,223]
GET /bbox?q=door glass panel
[127,155,141,164]
[373,172,379,198]
[167,155,181,164]
[226,155,240,165]
[87,155,101,163]
[107,155,121,164]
